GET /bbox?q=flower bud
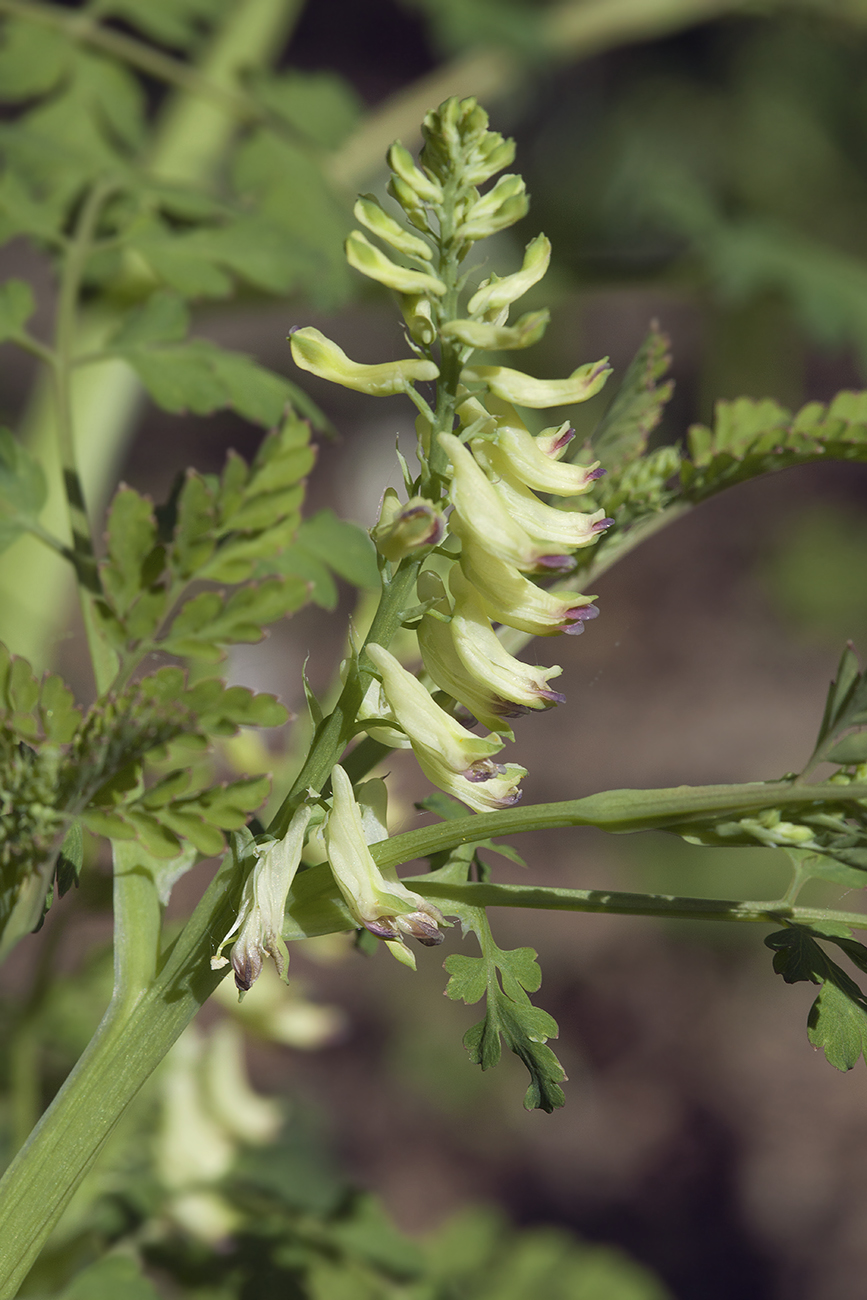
[372,488,446,562]
[401,293,437,345]
[325,764,445,945]
[387,174,430,230]
[387,142,444,203]
[354,195,433,261]
[465,136,516,186]
[458,175,529,240]
[290,326,438,396]
[459,532,599,637]
[468,234,551,316]
[441,309,549,352]
[462,357,611,409]
[345,230,447,296]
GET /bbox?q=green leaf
[108,291,189,348]
[681,389,867,503]
[160,575,308,660]
[0,278,35,341]
[96,0,231,50]
[249,70,361,148]
[57,1253,162,1300]
[808,980,867,1071]
[766,925,867,1071]
[445,920,566,1112]
[443,952,488,1004]
[55,822,83,899]
[39,672,81,743]
[0,22,67,101]
[807,643,867,772]
[232,132,354,310]
[592,323,674,473]
[294,509,380,590]
[0,428,47,553]
[101,487,158,617]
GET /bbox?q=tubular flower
[459,531,599,638]
[289,327,438,396]
[345,230,447,297]
[416,571,521,732]
[439,432,570,573]
[440,309,549,352]
[472,426,603,497]
[447,567,566,711]
[325,765,445,947]
[366,643,526,812]
[211,805,313,992]
[353,195,433,261]
[474,452,610,549]
[462,357,611,409]
[467,233,551,316]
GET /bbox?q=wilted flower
[211,805,313,992]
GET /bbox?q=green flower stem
[268,554,425,835]
[52,177,122,693]
[414,878,867,932]
[0,851,239,1299]
[371,780,867,872]
[0,0,305,668]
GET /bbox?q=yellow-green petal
[290,327,438,396]
[462,357,611,409]
[346,231,447,296]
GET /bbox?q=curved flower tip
[563,604,600,636]
[290,326,438,397]
[325,765,447,948]
[462,358,611,410]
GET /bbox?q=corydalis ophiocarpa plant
[291,95,612,823]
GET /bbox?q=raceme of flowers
[220,96,617,982]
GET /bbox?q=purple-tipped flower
[325,765,446,950]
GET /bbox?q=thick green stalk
[0,0,305,668]
[0,852,239,1298]
[414,879,867,931]
[268,554,425,836]
[371,780,867,871]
